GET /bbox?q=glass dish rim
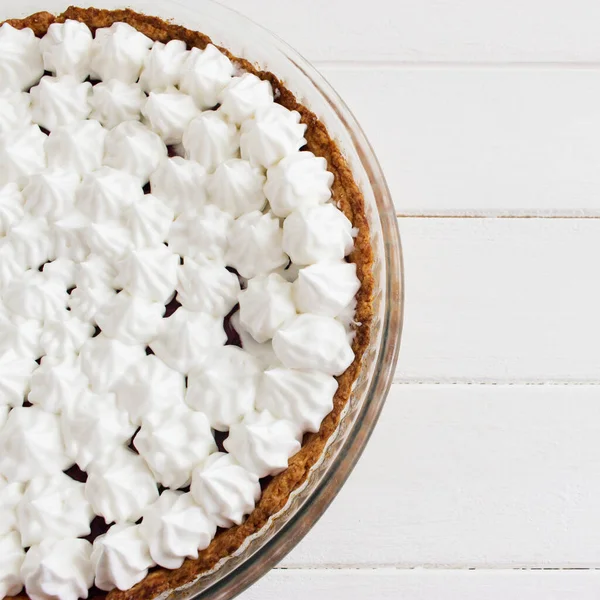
[184,2,405,598]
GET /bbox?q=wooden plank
[7,8,600,215]
[319,66,600,215]
[397,217,600,383]
[280,384,600,568]
[241,569,600,600]
[220,0,600,63]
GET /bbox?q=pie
[0,6,374,600]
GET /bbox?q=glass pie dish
[0,0,404,598]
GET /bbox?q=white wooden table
[219,0,600,597]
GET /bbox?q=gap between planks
[395,213,600,218]
[392,380,600,385]
[270,565,600,571]
[315,60,600,70]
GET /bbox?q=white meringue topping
[0,125,47,186]
[30,76,91,131]
[265,151,334,217]
[39,20,93,82]
[225,210,288,279]
[45,119,106,176]
[257,368,337,433]
[224,409,301,478]
[139,491,216,569]
[149,156,207,216]
[294,260,361,317]
[168,204,232,262]
[76,166,143,222]
[240,103,306,168]
[90,79,146,129]
[125,193,174,248]
[149,308,227,374]
[4,270,67,322]
[0,183,24,235]
[47,260,75,300]
[22,168,79,222]
[330,292,357,340]
[231,311,281,369]
[0,407,72,482]
[191,452,260,528]
[219,73,274,125]
[182,111,239,173]
[176,257,240,316]
[0,91,32,133]
[79,334,145,393]
[90,22,152,84]
[75,253,116,290]
[104,120,167,184]
[42,258,76,289]
[85,448,158,524]
[0,307,42,360]
[22,538,93,600]
[186,346,262,431]
[91,523,154,592]
[61,391,136,470]
[68,285,115,325]
[142,88,199,145]
[96,291,165,346]
[0,24,43,93]
[40,315,94,359]
[5,217,54,270]
[134,405,217,489]
[0,349,37,407]
[41,257,77,288]
[207,158,266,217]
[0,243,25,291]
[239,273,296,343]
[139,40,188,92]
[53,213,90,263]
[0,21,366,595]
[0,478,23,536]
[47,262,78,293]
[28,355,88,414]
[114,244,178,303]
[0,531,24,599]
[17,473,93,546]
[86,221,133,262]
[283,204,354,265]
[272,314,355,376]
[114,354,185,426]
[180,44,234,110]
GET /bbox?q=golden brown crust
[4,7,374,599]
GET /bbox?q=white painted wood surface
[213,1,600,597]
[218,0,600,63]
[321,67,600,215]
[243,570,600,600]
[281,385,600,568]
[398,217,600,383]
